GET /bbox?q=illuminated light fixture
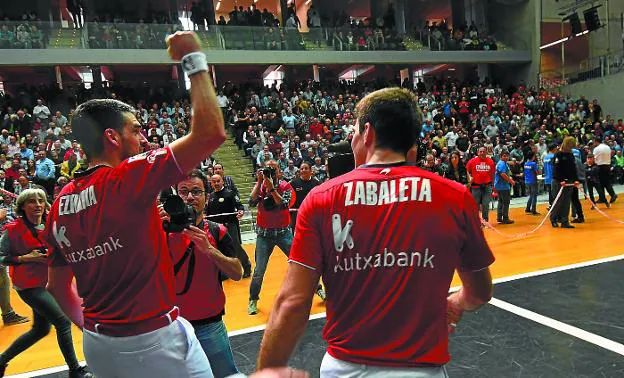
[216,1,221,11]
[539,30,588,50]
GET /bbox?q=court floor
[2,196,624,378]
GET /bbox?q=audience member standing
[495,151,515,224]
[592,138,617,206]
[550,137,579,229]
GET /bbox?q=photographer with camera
[0,188,92,378]
[44,31,226,378]
[247,160,295,315]
[159,169,243,378]
[206,174,252,278]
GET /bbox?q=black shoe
[497,219,503,224]
[2,312,29,325]
[525,209,532,214]
[551,221,559,228]
[531,211,540,215]
[610,195,618,204]
[571,218,584,224]
[561,223,575,229]
[69,366,93,378]
[502,219,515,224]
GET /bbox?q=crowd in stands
[1,74,623,233]
[0,10,49,49]
[419,20,497,51]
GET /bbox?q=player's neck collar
[359,161,412,168]
[74,164,111,178]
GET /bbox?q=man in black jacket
[206,174,251,277]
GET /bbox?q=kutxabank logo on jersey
[331,214,435,273]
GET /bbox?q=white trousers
[320,352,449,378]
[83,316,213,378]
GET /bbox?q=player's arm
[47,266,84,329]
[257,263,319,369]
[167,32,226,174]
[448,268,493,312]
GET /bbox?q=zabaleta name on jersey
[343,177,432,207]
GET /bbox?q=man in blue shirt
[34,150,56,197]
[495,150,515,224]
[543,143,557,207]
[524,152,540,215]
[18,143,34,162]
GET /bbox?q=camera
[160,190,197,233]
[262,166,277,183]
[326,140,355,179]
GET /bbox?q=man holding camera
[44,31,226,378]
[206,174,252,278]
[160,169,243,378]
[247,160,294,315]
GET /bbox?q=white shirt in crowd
[216,95,229,108]
[593,143,612,166]
[33,104,51,120]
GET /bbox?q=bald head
[210,174,224,191]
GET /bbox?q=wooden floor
[1,201,623,376]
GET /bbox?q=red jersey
[289,163,494,367]
[169,220,232,321]
[466,157,495,185]
[45,146,185,330]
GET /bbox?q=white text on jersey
[334,247,435,273]
[343,178,432,207]
[65,237,123,264]
[58,185,97,216]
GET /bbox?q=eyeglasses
[178,189,204,197]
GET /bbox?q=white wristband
[181,52,208,76]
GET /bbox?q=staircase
[49,28,82,49]
[211,134,257,242]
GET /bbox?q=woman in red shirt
[0,188,92,378]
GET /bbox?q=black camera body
[262,166,277,183]
[161,192,197,233]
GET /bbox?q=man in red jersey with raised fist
[44,31,226,378]
[257,87,494,377]
[466,146,496,223]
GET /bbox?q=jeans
[250,228,293,301]
[83,317,213,378]
[525,183,538,213]
[0,287,80,370]
[320,353,449,378]
[470,185,492,222]
[496,189,511,221]
[544,183,553,205]
[0,265,13,316]
[194,320,238,378]
[550,181,572,224]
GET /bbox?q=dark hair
[356,87,422,155]
[547,143,557,151]
[300,161,312,169]
[178,169,209,192]
[71,99,136,159]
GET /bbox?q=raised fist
[166,31,202,61]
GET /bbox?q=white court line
[489,298,624,356]
[7,253,624,378]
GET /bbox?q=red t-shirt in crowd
[309,122,324,139]
[466,157,495,185]
[254,180,295,229]
[289,162,495,367]
[45,146,185,329]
